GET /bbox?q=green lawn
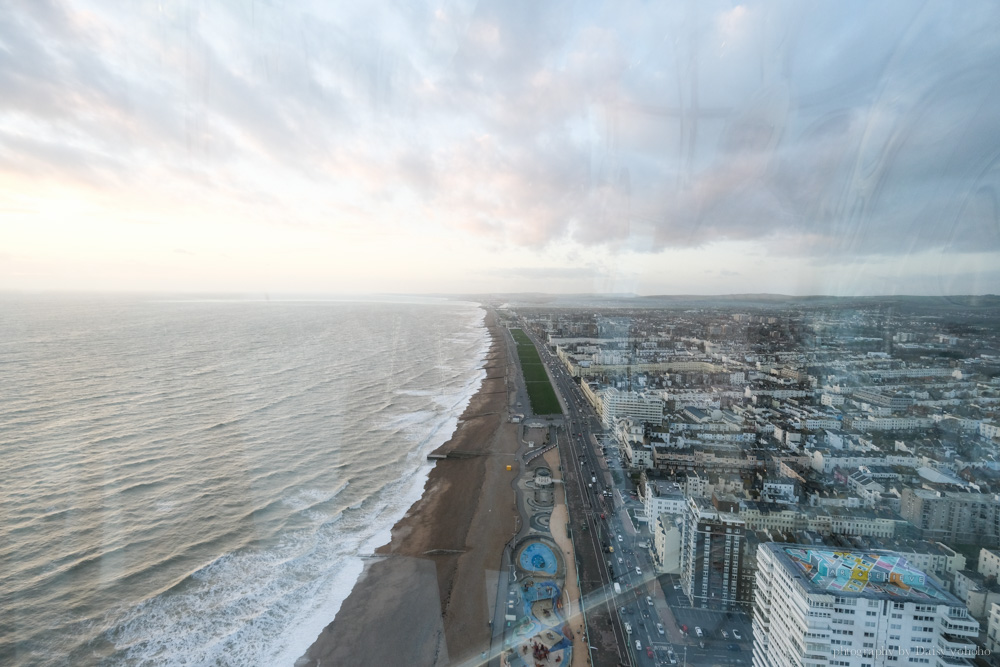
[510,329,562,415]
[520,362,550,383]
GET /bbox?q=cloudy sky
[2,0,1000,295]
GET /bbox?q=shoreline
[297,307,520,665]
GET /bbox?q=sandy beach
[297,308,521,666]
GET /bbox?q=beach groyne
[297,308,520,666]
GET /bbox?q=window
[7,2,1000,663]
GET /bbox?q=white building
[753,544,979,667]
[981,422,1000,440]
[822,393,846,407]
[599,388,664,427]
[848,471,886,508]
[987,603,1000,655]
[846,416,935,432]
[645,479,688,519]
[652,512,683,574]
[762,478,799,505]
[979,548,1000,580]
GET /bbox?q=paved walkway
[544,447,589,667]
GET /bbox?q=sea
[0,295,490,666]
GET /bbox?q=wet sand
[297,308,520,666]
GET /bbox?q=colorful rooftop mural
[781,547,949,601]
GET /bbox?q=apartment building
[644,479,688,519]
[681,497,746,610]
[598,387,664,426]
[652,512,683,574]
[901,488,1000,544]
[753,543,979,667]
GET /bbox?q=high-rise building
[753,544,979,667]
[900,488,1000,544]
[681,496,745,609]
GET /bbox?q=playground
[506,536,573,667]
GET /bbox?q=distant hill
[451,292,1000,311]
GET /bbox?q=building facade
[901,488,1000,545]
[681,497,746,609]
[753,544,979,667]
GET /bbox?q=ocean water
[0,295,489,666]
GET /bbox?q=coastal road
[519,322,692,667]
[518,323,634,667]
[493,318,729,667]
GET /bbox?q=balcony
[938,634,979,651]
[941,619,979,636]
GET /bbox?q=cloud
[2,0,1000,278]
[486,266,605,281]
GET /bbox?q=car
[625,622,632,634]
[646,646,654,658]
[618,557,623,564]
[657,623,665,635]
[721,630,728,639]
[635,640,642,652]
[646,595,653,606]
[667,650,678,664]
[733,629,742,640]
[620,606,626,615]
[673,583,682,590]
[635,566,642,575]
[695,626,703,638]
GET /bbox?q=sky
[2,0,1000,296]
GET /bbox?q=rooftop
[771,544,960,603]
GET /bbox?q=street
[516,323,754,667]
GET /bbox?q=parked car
[695,627,703,638]
[733,629,742,640]
[657,623,665,635]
